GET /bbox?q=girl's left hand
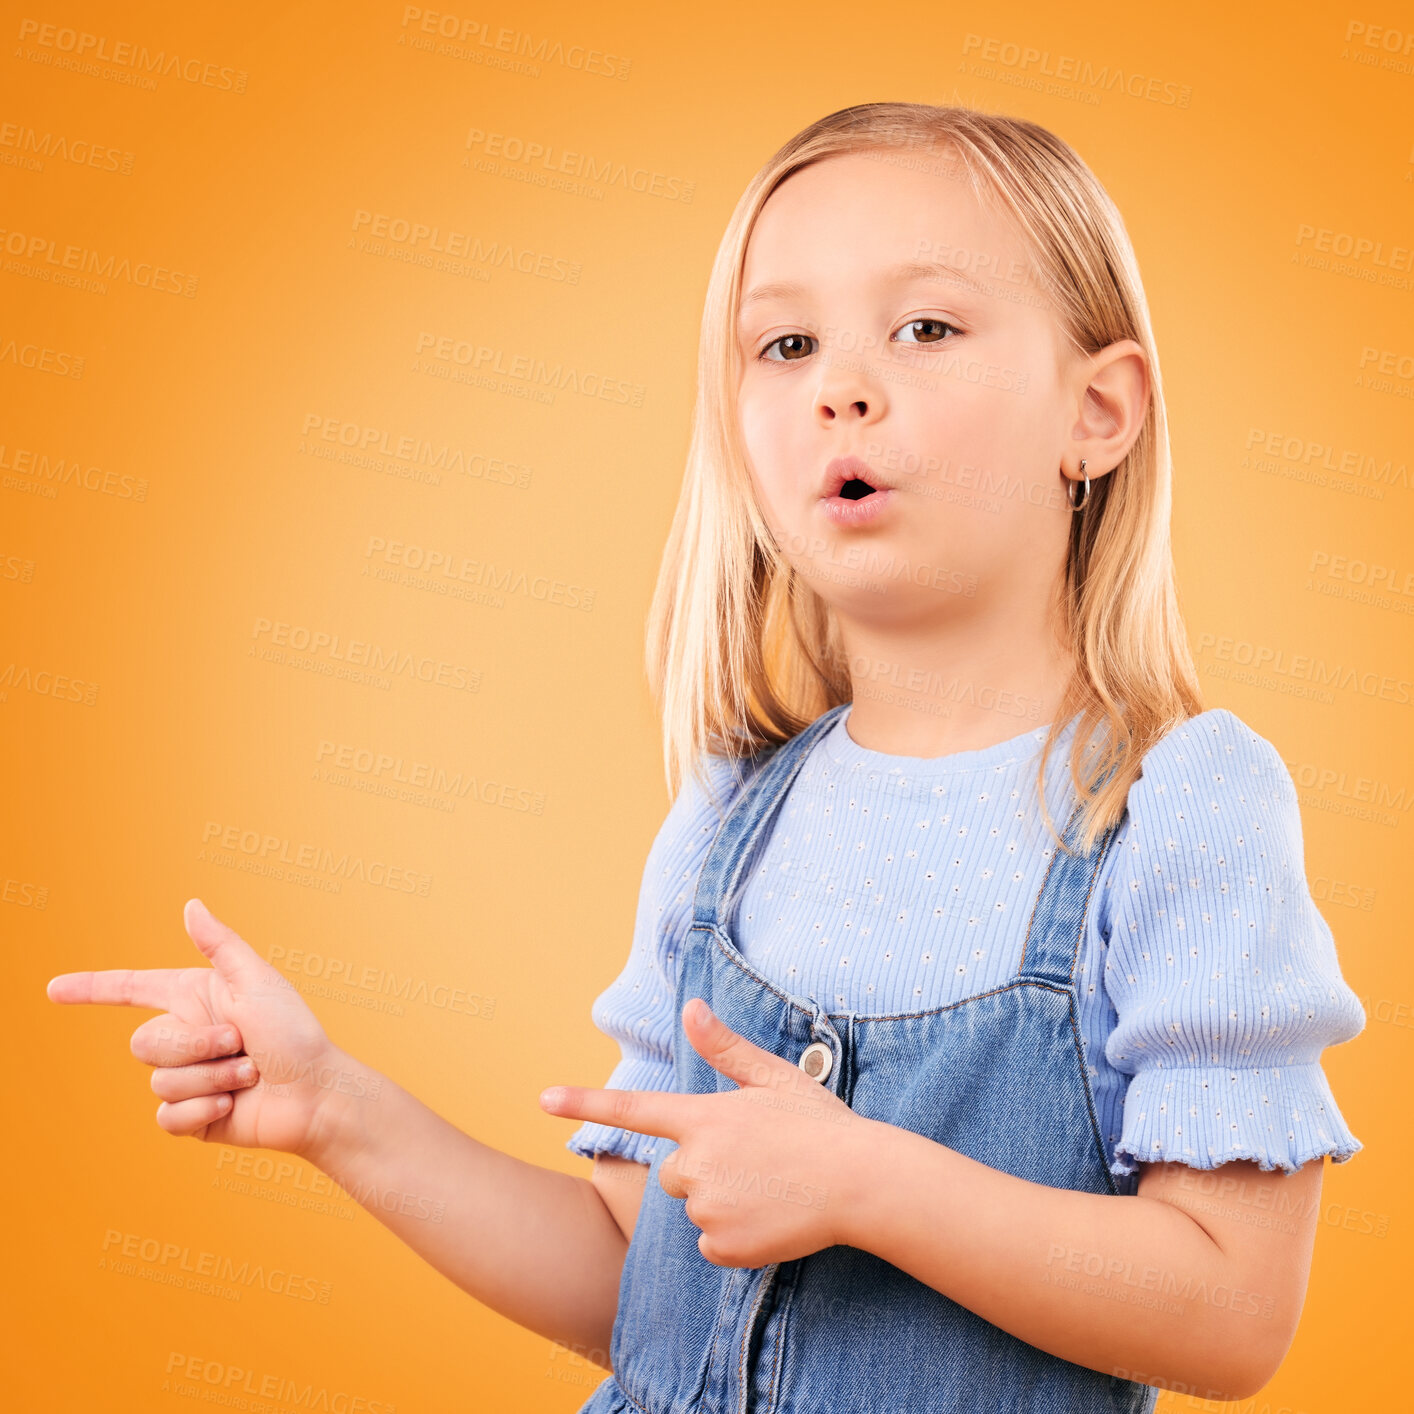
[539,997,875,1268]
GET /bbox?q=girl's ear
[1069,338,1150,479]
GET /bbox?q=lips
[818,455,897,530]
[821,456,890,500]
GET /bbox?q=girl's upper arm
[591,1155,651,1244]
[1137,1155,1322,1389]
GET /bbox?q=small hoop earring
[1068,458,1090,512]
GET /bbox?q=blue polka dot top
[567,706,1366,1191]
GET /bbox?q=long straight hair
[644,102,1202,857]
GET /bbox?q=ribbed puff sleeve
[1103,709,1366,1176]
[566,752,751,1166]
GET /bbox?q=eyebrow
[739,259,976,310]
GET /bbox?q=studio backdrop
[10,3,1409,1411]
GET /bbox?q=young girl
[47,103,1364,1412]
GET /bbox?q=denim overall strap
[1015,760,1125,988]
[691,704,850,933]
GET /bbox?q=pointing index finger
[46,968,185,1012]
[539,1084,691,1142]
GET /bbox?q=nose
[814,359,886,427]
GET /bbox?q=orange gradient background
[7,3,1410,1410]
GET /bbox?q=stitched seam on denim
[704,925,826,1016]
[690,752,777,928]
[612,1377,653,1414]
[1061,811,1126,986]
[761,1257,799,1412]
[735,1263,780,1414]
[718,721,834,936]
[699,1258,738,1414]
[1042,818,1110,990]
[692,775,755,928]
[1015,795,1080,976]
[1064,988,1120,1197]
[707,926,1078,1023]
[696,707,844,933]
[1020,802,1118,988]
[679,1277,719,1414]
[723,722,826,901]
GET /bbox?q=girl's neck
[838,622,1075,759]
[834,702,1072,773]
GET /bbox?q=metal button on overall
[797,1040,833,1083]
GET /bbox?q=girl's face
[735,148,1115,636]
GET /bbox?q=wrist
[829,1111,895,1252]
[297,1045,383,1175]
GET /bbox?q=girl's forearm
[835,1119,1285,1401]
[296,1046,627,1360]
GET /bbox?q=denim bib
[579,704,1156,1414]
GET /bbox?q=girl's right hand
[47,898,353,1160]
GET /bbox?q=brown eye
[760,333,816,362]
[895,318,961,345]
[893,319,961,346]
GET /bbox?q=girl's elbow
[1204,1323,1297,1402]
[1186,1365,1272,1405]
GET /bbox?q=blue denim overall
[580,704,1156,1414]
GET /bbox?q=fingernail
[540,1087,565,1110]
[216,1094,231,1110]
[221,1030,238,1050]
[236,1060,256,1082]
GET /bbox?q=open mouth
[820,459,894,525]
[838,478,877,500]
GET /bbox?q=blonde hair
[644,101,1203,857]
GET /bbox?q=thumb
[682,998,790,1088]
[183,898,266,986]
